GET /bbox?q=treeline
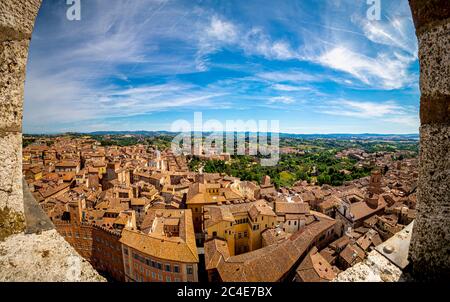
[93,135,173,150]
[144,136,173,150]
[96,137,140,147]
[281,138,419,154]
[189,151,371,188]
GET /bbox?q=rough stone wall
[0,230,105,282]
[333,250,405,282]
[0,0,448,282]
[408,0,450,280]
[0,0,41,216]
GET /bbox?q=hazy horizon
[23,130,420,136]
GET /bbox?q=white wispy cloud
[24,67,228,128]
[196,16,239,71]
[24,0,419,133]
[382,116,419,128]
[256,71,321,83]
[355,15,418,57]
[196,16,300,69]
[292,0,418,90]
[268,96,295,104]
[317,99,419,128]
[241,28,298,60]
[206,16,238,42]
[271,84,312,92]
[314,46,416,89]
[198,12,417,90]
[319,100,402,117]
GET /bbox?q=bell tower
[369,169,383,195]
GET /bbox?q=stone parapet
[0,229,106,282]
[333,250,405,282]
[334,223,414,282]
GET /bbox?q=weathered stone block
[0,39,30,131]
[0,206,25,241]
[0,0,42,42]
[418,124,450,194]
[0,132,23,213]
[420,95,450,125]
[0,230,106,281]
[333,250,404,282]
[410,124,450,280]
[418,22,450,98]
[409,0,450,33]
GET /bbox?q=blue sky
[24,0,420,134]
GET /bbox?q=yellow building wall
[187,204,204,233]
[98,166,106,175]
[205,213,277,256]
[205,220,236,256]
[248,214,277,251]
[232,213,251,255]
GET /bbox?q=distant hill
[88,131,419,141]
[88,130,177,137]
[279,133,419,140]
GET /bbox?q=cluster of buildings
[22,137,418,282]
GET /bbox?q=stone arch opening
[0,0,104,281]
[0,0,448,281]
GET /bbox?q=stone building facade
[55,222,125,281]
